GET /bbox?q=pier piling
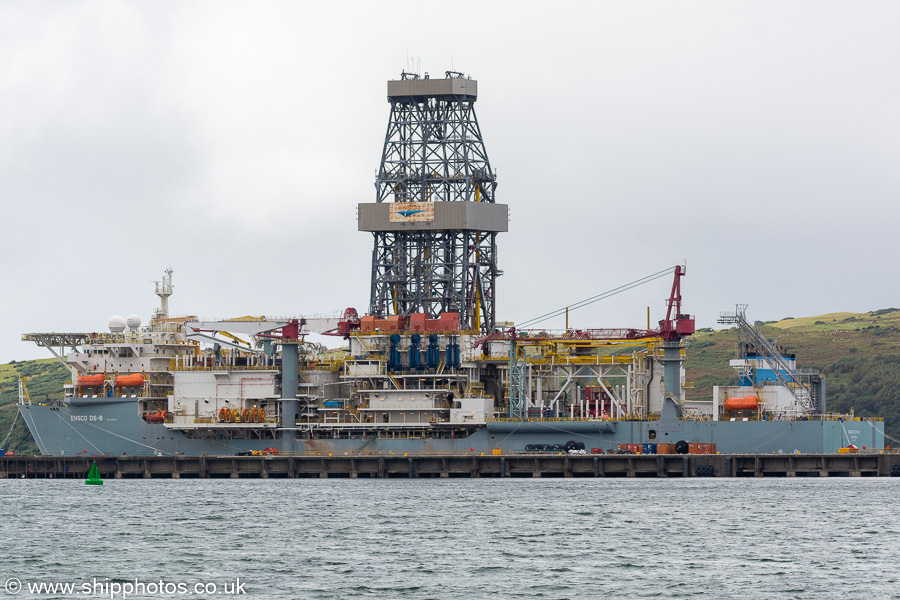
[2,454,897,479]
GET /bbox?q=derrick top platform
[387,75,477,100]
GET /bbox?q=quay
[2,453,900,479]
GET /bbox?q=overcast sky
[2,1,898,362]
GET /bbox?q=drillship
[18,71,884,456]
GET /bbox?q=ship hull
[18,402,884,457]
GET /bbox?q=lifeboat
[251,408,259,423]
[241,408,252,423]
[218,407,228,422]
[116,373,144,388]
[724,395,759,411]
[144,411,165,423]
[78,374,105,388]
[259,408,266,422]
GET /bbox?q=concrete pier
[2,453,899,479]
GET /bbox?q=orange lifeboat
[116,373,145,388]
[724,395,759,411]
[250,408,260,423]
[241,408,252,423]
[144,411,165,423]
[78,374,105,388]
[218,408,228,422]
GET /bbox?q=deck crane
[653,265,694,405]
[657,265,695,341]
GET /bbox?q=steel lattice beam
[366,73,504,332]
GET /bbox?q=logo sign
[390,202,434,223]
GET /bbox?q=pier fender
[695,465,716,477]
[674,440,689,454]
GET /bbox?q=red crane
[657,265,694,341]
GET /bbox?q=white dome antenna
[108,315,126,333]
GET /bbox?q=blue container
[0,449,4,457]
[323,401,344,408]
[642,443,657,455]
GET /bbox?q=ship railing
[171,365,279,372]
[185,417,279,425]
[477,354,639,366]
[358,404,449,410]
[377,369,468,378]
[247,449,548,457]
[303,361,345,372]
[804,413,883,422]
[486,415,646,423]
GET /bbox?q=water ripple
[2,478,899,598]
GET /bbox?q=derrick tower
[358,71,508,333]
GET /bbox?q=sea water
[1,478,898,599]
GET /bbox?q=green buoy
[85,460,103,485]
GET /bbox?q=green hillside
[2,309,899,453]
[0,359,69,454]
[685,307,900,443]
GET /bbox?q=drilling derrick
[358,71,508,333]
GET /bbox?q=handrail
[359,404,449,410]
[487,416,642,423]
[171,365,279,372]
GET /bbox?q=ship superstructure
[712,305,826,420]
[17,72,884,456]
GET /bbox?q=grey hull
[18,402,884,457]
